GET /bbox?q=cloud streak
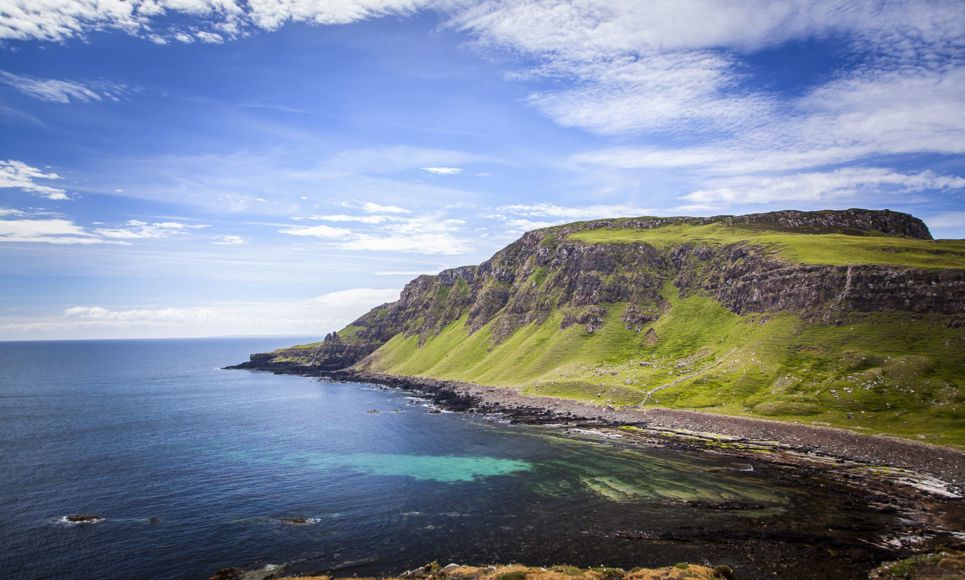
[0,160,70,200]
[684,168,965,205]
[0,212,210,245]
[0,70,129,104]
[281,206,473,255]
[422,166,463,175]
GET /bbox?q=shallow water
[0,338,898,579]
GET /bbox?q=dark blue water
[0,339,897,579]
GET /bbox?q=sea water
[0,338,898,579]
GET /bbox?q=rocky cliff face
[245,209,962,369]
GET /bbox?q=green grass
[568,223,965,269]
[361,283,965,447]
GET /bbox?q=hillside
[239,209,965,446]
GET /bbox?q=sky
[0,0,963,340]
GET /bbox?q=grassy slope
[360,283,965,447]
[568,224,965,268]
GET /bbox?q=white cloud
[0,70,129,103]
[361,201,409,214]
[483,203,656,236]
[311,287,400,307]
[0,213,211,245]
[452,0,964,136]
[247,0,433,30]
[279,224,353,238]
[342,214,472,254]
[683,168,965,205]
[0,0,437,44]
[0,218,120,245]
[504,218,557,232]
[0,0,246,43]
[279,211,473,254]
[567,50,965,213]
[525,52,773,136]
[339,231,471,254]
[496,203,654,220]
[94,220,209,240]
[298,214,393,224]
[0,160,70,200]
[212,234,248,245]
[421,166,463,175]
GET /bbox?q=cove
[0,338,924,580]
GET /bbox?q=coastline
[224,359,965,577]
[227,360,965,493]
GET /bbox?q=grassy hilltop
[255,210,965,447]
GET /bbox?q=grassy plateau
[274,219,965,448]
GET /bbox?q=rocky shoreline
[228,360,965,493]
[224,360,965,578]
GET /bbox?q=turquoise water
[284,452,532,482]
[0,338,899,579]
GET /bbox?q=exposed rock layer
[232,209,962,371]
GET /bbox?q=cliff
[234,209,965,445]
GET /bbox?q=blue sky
[1,0,963,339]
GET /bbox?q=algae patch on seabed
[531,435,789,508]
[285,452,532,482]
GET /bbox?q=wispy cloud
[0,0,437,44]
[421,166,463,175]
[279,224,352,238]
[296,214,394,224]
[0,212,210,245]
[0,160,69,200]
[495,203,655,220]
[684,168,965,205]
[0,218,119,245]
[0,70,130,103]
[361,202,409,214]
[280,210,472,255]
[453,1,964,137]
[212,234,248,245]
[94,220,209,240]
[482,203,657,236]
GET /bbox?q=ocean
[0,338,897,579]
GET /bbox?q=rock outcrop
[235,209,962,371]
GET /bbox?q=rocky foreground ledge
[213,553,965,580]
[213,561,733,580]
